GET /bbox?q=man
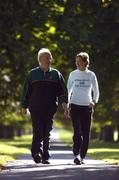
[21,48,68,164]
[67,52,99,165]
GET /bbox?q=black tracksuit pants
[70,104,93,159]
[30,111,53,160]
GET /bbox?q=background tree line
[0,0,119,141]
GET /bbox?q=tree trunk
[99,126,114,142]
[90,129,98,139]
[0,125,14,139]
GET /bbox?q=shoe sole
[42,160,50,164]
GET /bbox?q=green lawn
[60,129,119,165]
[0,135,32,167]
[88,140,119,165]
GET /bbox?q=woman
[67,52,99,165]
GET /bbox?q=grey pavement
[0,128,119,180]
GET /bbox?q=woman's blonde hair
[37,48,52,62]
[76,52,90,67]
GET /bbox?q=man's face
[40,53,52,69]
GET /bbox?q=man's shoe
[74,157,81,165]
[33,154,41,164]
[42,151,51,160]
[42,159,50,164]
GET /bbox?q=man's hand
[21,108,27,115]
[62,103,69,118]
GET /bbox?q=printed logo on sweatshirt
[74,79,91,88]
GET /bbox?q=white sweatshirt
[67,69,99,106]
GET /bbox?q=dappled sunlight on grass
[0,135,32,148]
[0,144,29,156]
[88,140,119,165]
[0,155,14,166]
[0,135,32,167]
[88,147,119,165]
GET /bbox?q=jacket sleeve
[67,73,73,103]
[57,72,68,104]
[21,72,32,108]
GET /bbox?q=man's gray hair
[38,48,52,62]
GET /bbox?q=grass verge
[0,135,32,168]
[60,129,119,165]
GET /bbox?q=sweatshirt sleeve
[92,73,99,103]
[67,73,73,103]
[57,72,68,104]
[21,72,32,108]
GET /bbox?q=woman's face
[75,56,86,69]
[40,53,52,69]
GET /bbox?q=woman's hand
[62,103,69,118]
[89,101,95,108]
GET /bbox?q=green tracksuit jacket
[21,66,68,114]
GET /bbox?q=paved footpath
[0,129,119,180]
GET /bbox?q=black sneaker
[42,159,50,164]
[74,157,81,165]
[33,154,41,164]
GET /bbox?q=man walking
[21,48,68,164]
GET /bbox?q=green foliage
[59,0,119,130]
[0,0,119,138]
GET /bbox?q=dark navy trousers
[30,111,53,160]
[70,104,93,159]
